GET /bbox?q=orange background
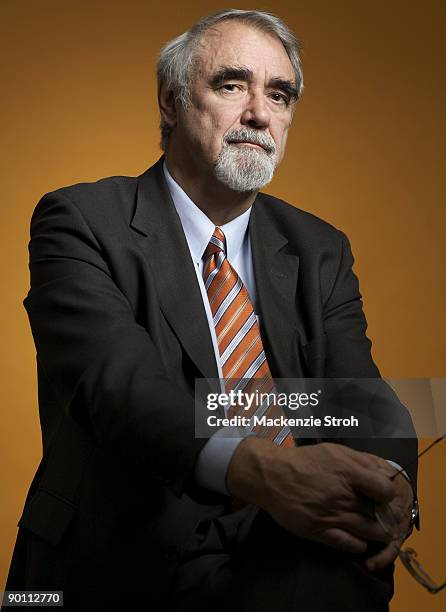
[1,1,445,609]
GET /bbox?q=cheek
[280,130,289,151]
[187,105,227,143]
[198,108,241,157]
[273,124,290,161]
[207,105,241,142]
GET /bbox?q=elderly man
[5,9,417,612]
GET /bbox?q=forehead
[194,21,295,82]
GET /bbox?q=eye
[269,92,289,105]
[219,83,243,93]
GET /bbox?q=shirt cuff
[194,427,253,495]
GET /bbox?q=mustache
[223,128,276,155]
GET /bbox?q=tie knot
[204,227,226,259]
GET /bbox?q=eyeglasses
[399,548,446,594]
[374,434,445,594]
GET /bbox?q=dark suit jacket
[5,157,417,609]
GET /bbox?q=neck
[164,150,257,226]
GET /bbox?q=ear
[158,82,177,130]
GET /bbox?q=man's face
[170,21,298,191]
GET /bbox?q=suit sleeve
[321,231,418,492]
[24,190,207,497]
[322,231,380,377]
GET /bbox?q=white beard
[213,131,277,192]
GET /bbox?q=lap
[168,508,393,612]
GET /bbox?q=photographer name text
[207,415,359,428]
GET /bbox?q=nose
[240,91,271,129]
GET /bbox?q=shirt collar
[163,161,251,264]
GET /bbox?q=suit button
[163,546,180,561]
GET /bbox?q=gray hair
[156,9,304,150]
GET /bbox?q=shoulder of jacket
[52,174,137,203]
[257,191,347,245]
[33,174,139,225]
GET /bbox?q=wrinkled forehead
[193,21,295,83]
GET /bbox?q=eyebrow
[209,66,254,87]
[208,65,299,102]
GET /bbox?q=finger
[333,513,391,543]
[342,448,385,471]
[385,501,405,527]
[365,539,402,572]
[355,451,397,474]
[351,466,395,504]
[334,445,392,474]
[339,491,375,517]
[318,528,368,555]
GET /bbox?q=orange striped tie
[203,227,294,447]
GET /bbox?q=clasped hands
[226,438,414,572]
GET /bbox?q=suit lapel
[130,157,219,382]
[250,196,303,378]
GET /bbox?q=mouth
[228,140,269,152]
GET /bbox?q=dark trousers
[168,507,394,612]
[3,507,393,612]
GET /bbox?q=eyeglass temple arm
[400,549,446,594]
[389,433,446,481]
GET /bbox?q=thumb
[318,528,368,555]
